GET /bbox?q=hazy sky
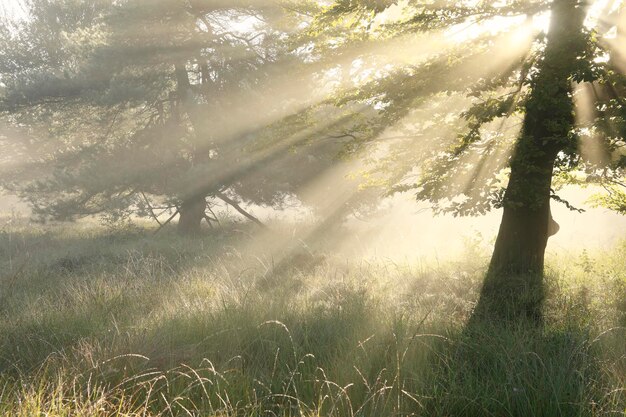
[1,0,26,21]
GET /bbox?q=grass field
[0,219,624,416]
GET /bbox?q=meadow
[0,219,624,417]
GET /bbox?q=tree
[0,0,337,234]
[301,0,626,321]
[479,0,587,321]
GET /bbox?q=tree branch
[215,191,266,228]
[153,209,179,235]
[141,192,163,226]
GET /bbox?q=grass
[0,218,624,416]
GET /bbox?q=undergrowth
[0,220,624,416]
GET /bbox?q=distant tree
[301,0,626,321]
[0,0,349,234]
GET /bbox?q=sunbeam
[1,1,626,415]
[574,82,612,166]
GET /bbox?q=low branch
[551,192,585,213]
[215,191,266,228]
[203,214,215,229]
[153,209,179,235]
[325,133,357,140]
[206,203,221,226]
[141,192,163,226]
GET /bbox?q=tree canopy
[294,0,625,213]
[1,0,366,232]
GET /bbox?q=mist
[0,0,625,416]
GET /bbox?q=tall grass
[0,220,624,416]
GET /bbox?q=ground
[0,218,624,416]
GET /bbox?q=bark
[178,195,206,235]
[548,212,560,237]
[173,63,211,236]
[473,0,585,323]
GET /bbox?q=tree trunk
[173,62,211,236]
[473,0,585,323]
[178,195,206,235]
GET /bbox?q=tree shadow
[419,274,623,417]
[468,270,546,327]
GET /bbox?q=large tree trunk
[178,195,206,235]
[473,0,585,323]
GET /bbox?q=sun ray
[574,82,612,167]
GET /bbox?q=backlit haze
[1,0,625,261]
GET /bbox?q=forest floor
[0,218,624,417]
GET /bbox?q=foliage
[0,0,356,225]
[291,0,626,216]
